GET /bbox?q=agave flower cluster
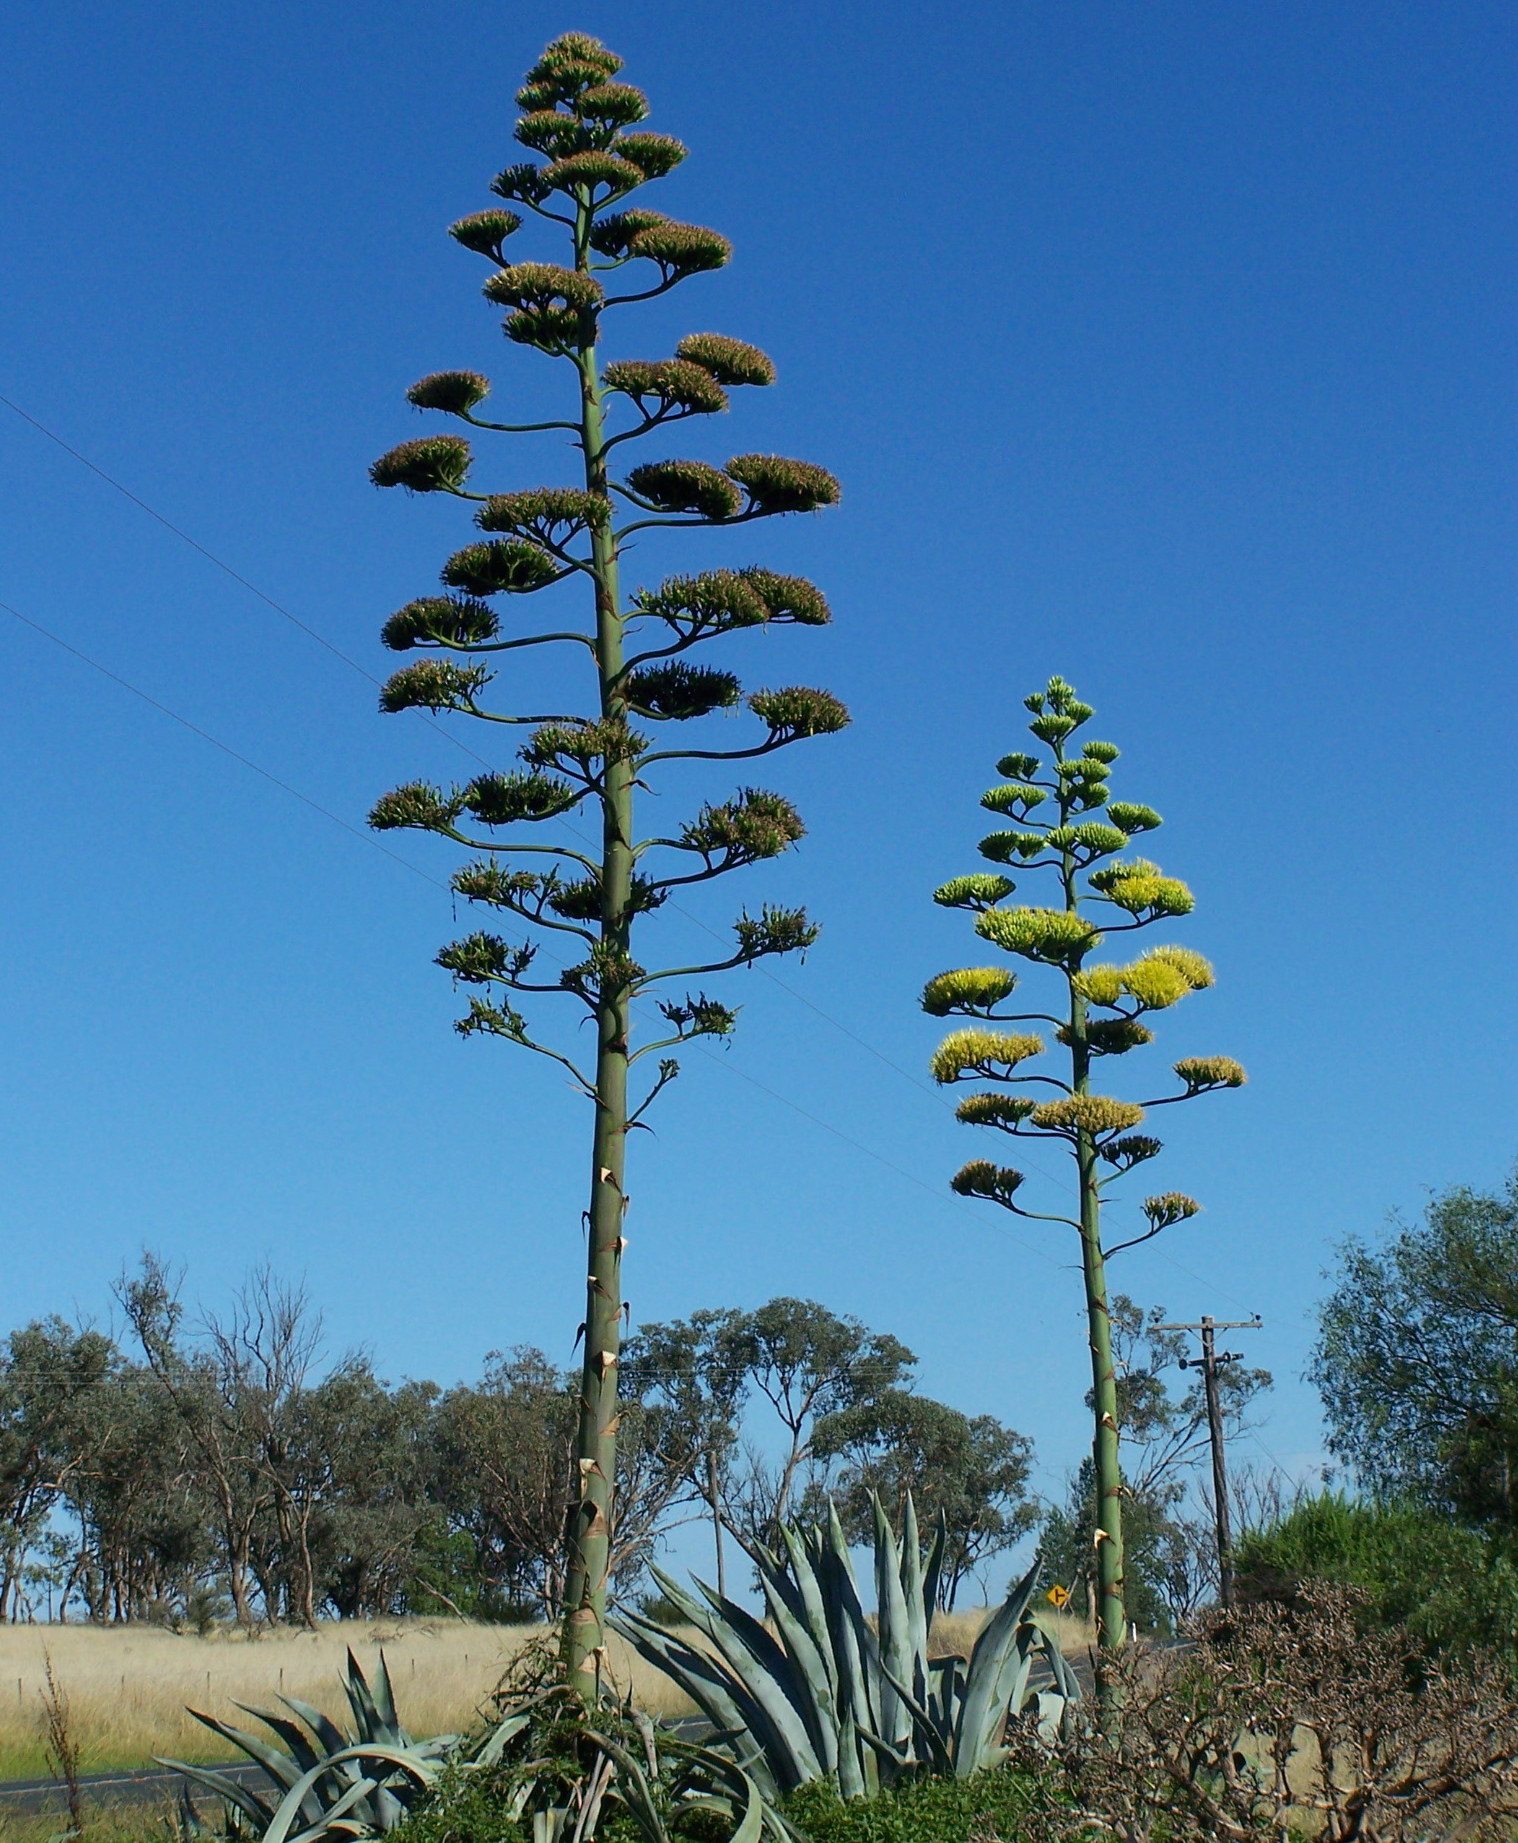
[365,32,846,1694]
[926,676,1244,1657]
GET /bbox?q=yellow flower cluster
[975,905,1100,964]
[950,1160,1025,1205]
[929,1029,1044,1085]
[1142,1191,1202,1227]
[1173,1056,1248,1092]
[955,1092,1037,1129]
[1073,945,1216,1012]
[1121,957,1195,1009]
[1145,945,1213,989]
[920,966,1019,1016]
[1029,1095,1145,1136]
[1089,857,1195,918]
[1071,964,1124,1006]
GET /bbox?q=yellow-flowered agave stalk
[923,675,1245,1679]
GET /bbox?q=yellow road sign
[1046,1583,1070,1609]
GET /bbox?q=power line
[0,596,448,895]
[0,390,1081,1196]
[687,1042,1065,1269]
[0,394,387,691]
[0,399,964,1068]
[0,390,501,779]
[1,391,1251,1301]
[1245,1430,1319,1485]
[1150,1251,1262,1318]
[0,589,1064,1272]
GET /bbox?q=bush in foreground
[394,1767,1045,1843]
[394,1770,528,1843]
[1234,1491,1518,1657]
[1013,1587,1518,1843]
[784,1773,1041,1843]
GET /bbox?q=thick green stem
[560,254,633,1699]
[1078,1119,1125,1652]
[1058,748,1126,1669]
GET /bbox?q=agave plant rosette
[611,1494,1079,1801]
[160,1649,471,1843]
[164,1648,789,1843]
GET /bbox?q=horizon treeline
[0,1259,1265,1632]
[0,1261,1046,1628]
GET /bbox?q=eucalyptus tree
[925,676,1244,1656]
[304,1364,437,1620]
[622,1307,750,1596]
[63,1360,206,1624]
[119,1257,269,1627]
[809,1390,1037,1607]
[0,1320,117,1620]
[731,1297,916,1547]
[366,33,845,1692]
[1313,1174,1518,1530]
[429,1350,578,1617]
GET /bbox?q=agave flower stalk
[925,678,1243,1664]
[368,33,845,1699]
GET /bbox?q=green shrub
[396,1764,1047,1843]
[783,1771,1043,1843]
[1234,1492,1518,1657]
[395,1767,528,1843]
[634,1589,690,1626]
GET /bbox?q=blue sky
[0,0,1513,1543]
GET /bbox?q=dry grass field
[0,1606,1089,1784]
[933,1607,1094,1659]
[0,1619,682,1781]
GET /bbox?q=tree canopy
[1313,1173,1518,1532]
[0,1268,1038,1629]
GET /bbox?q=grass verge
[0,1620,686,1781]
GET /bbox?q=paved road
[0,1760,264,1817]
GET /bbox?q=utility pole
[1157,1314,1261,1608]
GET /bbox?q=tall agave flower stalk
[368,33,846,1698]
[925,678,1243,1663]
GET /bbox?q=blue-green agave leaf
[183,1712,310,1797]
[154,1759,274,1832]
[369,1653,404,1744]
[753,1564,841,1777]
[229,1704,327,1779]
[472,1710,533,1770]
[870,1495,915,1753]
[262,1746,438,1843]
[609,1607,788,1801]
[899,1495,932,1705]
[278,1697,350,1759]
[342,1651,387,1744]
[672,1585,824,1787]
[952,1554,1044,1776]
